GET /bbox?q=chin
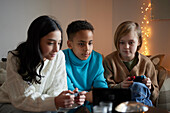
[46,57,54,60]
[83,57,89,60]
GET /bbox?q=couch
[0,54,170,111]
[0,61,6,86]
[149,54,170,111]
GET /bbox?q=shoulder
[139,53,152,62]
[44,50,66,69]
[138,53,154,66]
[103,51,119,69]
[62,49,69,54]
[7,51,19,63]
[104,51,118,61]
[7,50,17,58]
[53,50,65,62]
[54,50,64,57]
[57,50,65,58]
[92,50,102,58]
[91,51,104,62]
[62,49,70,59]
[6,51,20,70]
[89,51,103,65]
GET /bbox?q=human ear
[137,37,141,46]
[137,41,141,46]
[67,40,73,49]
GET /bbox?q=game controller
[66,92,79,97]
[128,75,146,83]
[73,92,79,97]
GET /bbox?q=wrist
[54,97,59,109]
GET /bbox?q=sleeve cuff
[40,97,58,111]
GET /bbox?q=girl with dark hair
[0,15,86,113]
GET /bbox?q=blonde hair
[114,21,142,51]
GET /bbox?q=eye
[119,41,124,44]
[48,42,54,45]
[78,43,84,46]
[129,41,134,45]
[89,42,93,45]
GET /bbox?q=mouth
[50,53,56,57]
[123,51,129,53]
[83,53,90,57]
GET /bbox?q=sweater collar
[116,51,139,74]
[116,51,139,62]
[68,49,92,66]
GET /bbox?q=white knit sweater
[0,50,67,112]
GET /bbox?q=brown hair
[114,21,142,51]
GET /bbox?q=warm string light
[140,1,151,55]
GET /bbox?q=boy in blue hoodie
[63,20,108,112]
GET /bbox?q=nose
[124,43,130,49]
[53,44,60,52]
[84,44,89,51]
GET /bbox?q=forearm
[11,95,56,112]
[150,83,159,105]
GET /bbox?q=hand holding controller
[128,75,146,83]
[128,76,136,81]
[66,92,79,97]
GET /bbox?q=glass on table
[93,105,107,113]
[99,101,113,113]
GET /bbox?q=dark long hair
[11,15,63,84]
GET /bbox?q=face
[67,30,93,60]
[40,30,61,60]
[119,30,140,62]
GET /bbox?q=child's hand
[73,87,79,93]
[54,90,75,109]
[73,88,86,105]
[142,77,151,89]
[121,77,133,88]
[75,91,86,105]
[85,91,93,103]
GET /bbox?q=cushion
[149,54,166,89]
[0,68,7,85]
[149,54,170,111]
[0,61,6,70]
[150,54,164,65]
[0,61,7,85]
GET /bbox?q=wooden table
[146,107,169,113]
[112,106,169,113]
